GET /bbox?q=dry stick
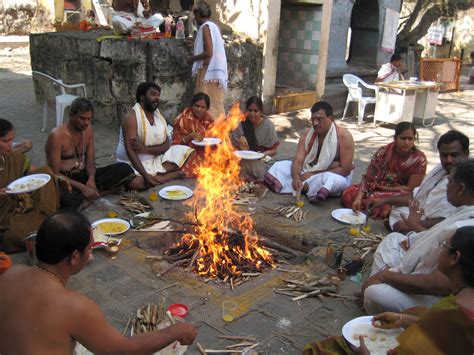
[225,342,255,349]
[122,313,133,336]
[156,282,178,293]
[204,350,243,354]
[156,259,188,278]
[244,342,260,351]
[217,335,257,341]
[259,238,303,256]
[196,342,207,355]
[187,248,200,272]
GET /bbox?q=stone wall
[30,30,263,124]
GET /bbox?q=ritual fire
[167,103,274,279]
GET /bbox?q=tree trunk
[396,0,474,53]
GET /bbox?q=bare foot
[155,170,185,184]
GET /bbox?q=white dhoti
[265,160,351,198]
[364,206,474,313]
[364,231,440,314]
[364,284,440,314]
[116,103,193,175]
[112,11,164,35]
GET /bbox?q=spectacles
[438,241,455,250]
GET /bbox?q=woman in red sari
[172,92,215,177]
[341,122,427,219]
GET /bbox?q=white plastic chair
[32,71,87,132]
[341,74,378,125]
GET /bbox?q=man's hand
[80,185,100,201]
[144,174,161,187]
[292,176,303,192]
[362,269,387,293]
[86,177,97,191]
[372,312,402,329]
[400,199,425,232]
[173,323,198,345]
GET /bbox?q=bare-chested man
[0,211,197,354]
[264,101,354,203]
[46,98,137,209]
[116,82,194,189]
[112,0,164,35]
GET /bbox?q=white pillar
[316,0,333,97]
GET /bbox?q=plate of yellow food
[6,174,51,194]
[191,137,222,147]
[342,316,402,354]
[159,185,193,201]
[91,218,130,236]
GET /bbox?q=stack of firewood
[265,205,308,222]
[124,302,166,336]
[274,276,345,301]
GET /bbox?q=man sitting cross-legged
[363,159,474,314]
[116,82,194,189]
[0,211,197,354]
[369,130,469,234]
[264,101,354,202]
[46,98,137,209]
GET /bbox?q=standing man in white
[188,1,228,119]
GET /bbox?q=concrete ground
[1,44,474,354]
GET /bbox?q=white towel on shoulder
[302,122,338,173]
[192,20,228,90]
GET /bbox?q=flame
[177,102,273,278]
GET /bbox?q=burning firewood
[264,205,308,222]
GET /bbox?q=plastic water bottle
[164,18,172,38]
[175,18,185,39]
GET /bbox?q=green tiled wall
[277,5,322,89]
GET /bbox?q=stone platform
[30,30,263,124]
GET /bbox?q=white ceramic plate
[342,316,402,354]
[91,218,130,236]
[159,185,193,201]
[191,137,222,146]
[234,150,264,160]
[331,208,367,225]
[6,174,51,194]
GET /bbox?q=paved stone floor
[1,45,474,354]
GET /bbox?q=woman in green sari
[0,119,60,253]
[303,226,474,354]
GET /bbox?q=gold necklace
[35,264,64,286]
[68,127,85,169]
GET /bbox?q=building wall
[276,4,322,89]
[327,0,401,73]
[169,0,281,111]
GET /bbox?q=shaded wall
[276,4,322,89]
[30,31,263,124]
